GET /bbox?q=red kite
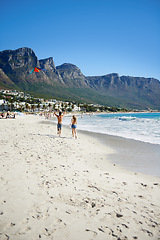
[29,67,46,74]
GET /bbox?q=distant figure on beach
[71,115,77,139]
[10,113,15,119]
[6,111,10,119]
[0,113,5,118]
[54,110,66,136]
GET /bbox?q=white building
[0,99,9,111]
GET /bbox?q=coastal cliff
[0,47,160,110]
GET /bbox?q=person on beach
[71,115,77,139]
[54,110,66,136]
[6,111,10,119]
[0,113,5,118]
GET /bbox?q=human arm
[62,110,66,116]
[54,111,59,117]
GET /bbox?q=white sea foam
[63,112,160,145]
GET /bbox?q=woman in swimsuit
[71,115,77,139]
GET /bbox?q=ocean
[63,112,160,145]
[57,112,160,177]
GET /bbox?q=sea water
[61,112,160,176]
[63,112,160,145]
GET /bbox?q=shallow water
[63,112,160,145]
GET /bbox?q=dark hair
[73,115,77,121]
[59,112,62,116]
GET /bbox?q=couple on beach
[54,110,77,138]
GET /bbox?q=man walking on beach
[54,110,66,136]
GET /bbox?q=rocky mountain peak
[0,47,39,71]
[56,63,85,79]
[39,57,55,70]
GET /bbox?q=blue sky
[0,0,160,80]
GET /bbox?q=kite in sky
[29,67,46,74]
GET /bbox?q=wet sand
[78,130,160,177]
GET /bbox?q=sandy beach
[0,114,160,240]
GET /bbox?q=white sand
[0,114,160,240]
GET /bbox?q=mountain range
[0,47,160,110]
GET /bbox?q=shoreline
[50,118,160,177]
[60,111,160,146]
[76,129,160,178]
[0,115,160,240]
